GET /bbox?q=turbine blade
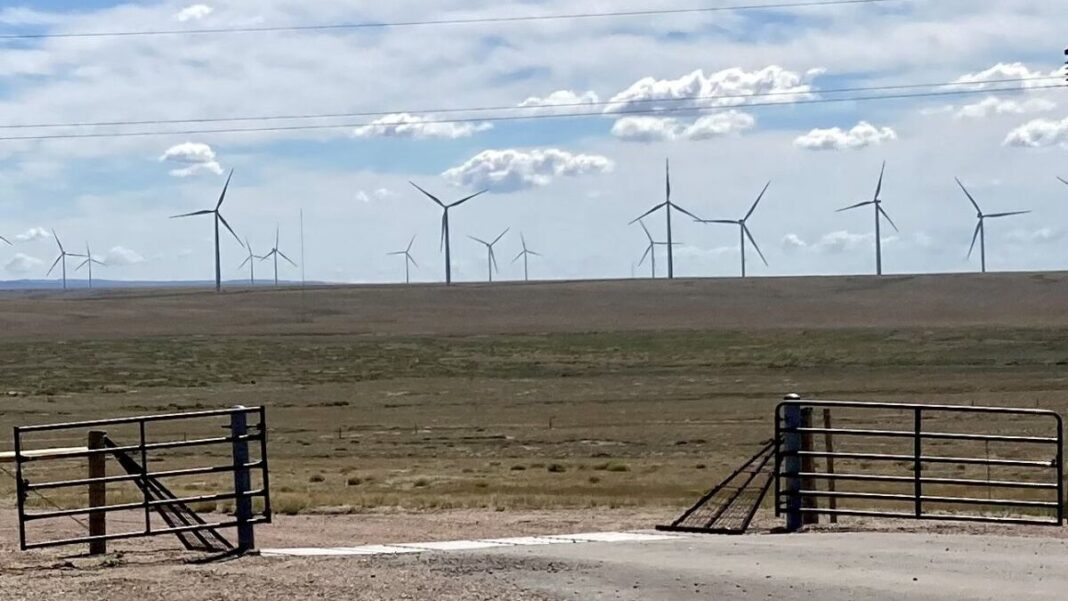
[449,190,488,208]
[52,229,63,252]
[665,158,671,201]
[259,250,276,262]
[744,181,772,221]
[46,254,62,276]
[490,248,499,272]
[671,203,701,222]
[638,245,652,267]
[520,232,527,251]
[0,235,9,245]
[275,224,280,249]
[93,259,106,266]
[388,251,407,256]
[76,258,89,270]
[697,219,739,225]
[1058,176,1068,187]
[836,201,874,212]
[874,161,886,200]
[878,206,900,233]
[171,209,214,219]
[469,235,489,246]
[278,250,297,266]
[492,227,510,245]
[639,219,652,241]
[528,250,542,257]
[407,234,417,252]
[743,224,769,267]
[985,211,1031,219]
[217,213,243,247]
[629,203,667,225]
[411,181,446,208]
[408,254,418,269]
[440,215,447,252]
[513,250,524,263]
[216,169,234,210]
[967,221,982,259]
[956,178,982,213]
[238,256,251,268]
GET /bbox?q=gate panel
[775,400,1063,528]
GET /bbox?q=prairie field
[1,272,1066,524]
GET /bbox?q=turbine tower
[836,162,898,276]
[46,230,85,290]
[696,181,771,278]
[75,243,106,289]
[956,178,1031,273]
[629,159,699,279]
[171,169,243,292]
[512,233,541,282]
[469,228,509,283]
[388,235,419,284]
[260,225,297,286]
[411,182,487,286]
[237,237,263,285]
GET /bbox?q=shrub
[547,464,567,473]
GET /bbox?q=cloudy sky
[0,0,1065,284]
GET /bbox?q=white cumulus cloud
[1003,117,1068,148]
[518,90,600,115]
[13,227,51,242]
[781,234,808,251]
[4,253,42,275]
[159,142,223,177]
[611,111,755,143]
[954,96,1056,119]
[443,148,614,193]
[104,246,146,266]
[951,63,1061,91]
[604,66,816,114]
[176,4,213,22]
[352,113,492,139]
[356,188,396,203]
[794,121,897,151]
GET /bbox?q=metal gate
[13,406,272,555]
[775,399,1064,530]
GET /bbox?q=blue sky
[0,0,1065,284]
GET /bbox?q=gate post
[230,407,255,552]
[782,396,803,532]
[87,430,107,556]
[800,408,819,525]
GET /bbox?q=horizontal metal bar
[15,407,264,433]
[792,451,1055,468]
[789,427,1058,445]
[23,489,266,521]
[797,507,1060,527]
[21,516,269,551]
[795,490,1059,509]
[778,399,1061,418]
[796,472,1059,490]
[26,461,265,492]
[19,434,261,462]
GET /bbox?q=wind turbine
[696,181,771,278]
[956,178,1031,273]
[237,238,264,285]
[388,235,419,284]
[171,169,243,292]
[836,162,898,276]
[411,182,487,286]
[46,230,85,290]
[629,159,699,279]
[512,233,541,282]
[469,228,509,283]
[75,243,106,289]
[260,225,297,286]
[636,219,677,279]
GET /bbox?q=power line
[0,0,893,40]
[0,75,1058,131]
[0,83,1060,142]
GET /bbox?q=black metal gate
[775,399,1064,530]
[13,406,272,554]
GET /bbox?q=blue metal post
[230,407,254,552]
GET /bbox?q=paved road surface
[479,532,1067,600]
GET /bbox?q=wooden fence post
[88,430,107,556]
[230,408,255,552]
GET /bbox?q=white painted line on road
[260,531,690,558]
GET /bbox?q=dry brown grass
[1,273,1066,519]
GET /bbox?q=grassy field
[1,273,1066,528]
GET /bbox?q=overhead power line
[0,0,893,40]
[0,75,1058,131]
[0,82,1061,142]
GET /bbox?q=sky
[0,0,1065,284]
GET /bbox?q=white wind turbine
[388,235,419,284]
[956,178,1031,273]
